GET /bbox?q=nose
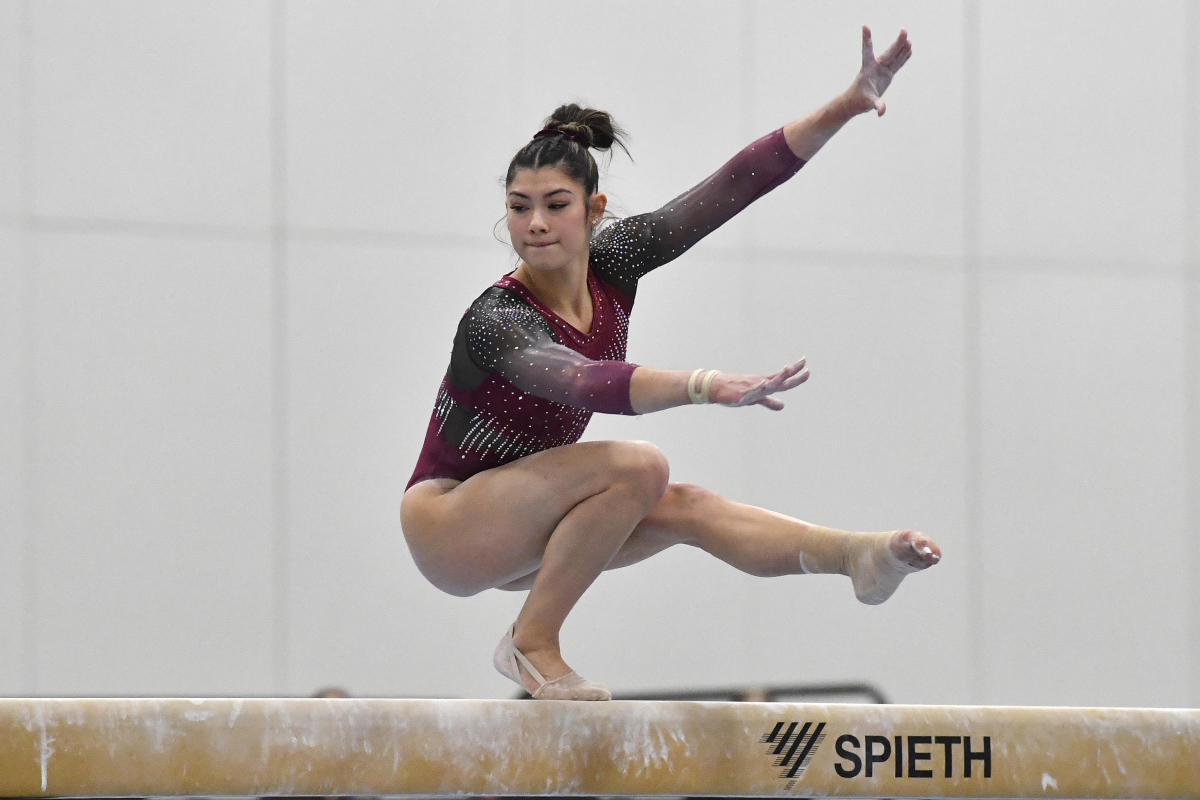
[528,208,549,233]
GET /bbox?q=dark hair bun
[506,102,631,197]
[545,103,628,154]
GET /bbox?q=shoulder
[467,284,530,318]
[454,284,556,373]
[590,214,656,294]
[468,284,521,314]
[462,284,554,339]
[591,214,655,259]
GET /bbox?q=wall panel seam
[17,0,36,694]
[737,0,759,669]
[1185,0,1199,707]
[270,0,290,693]
[20,215,1185,278]
[963,0,983,704]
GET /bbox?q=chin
[522,251,568,270]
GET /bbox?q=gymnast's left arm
[591,26,912,287]
[782,26,913,161]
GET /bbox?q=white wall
[1,0,1197,708]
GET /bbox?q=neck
[512,257,589,310]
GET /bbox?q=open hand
[849,26,912,117]
[709,358,810,410]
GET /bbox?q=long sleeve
[591,127,805,297]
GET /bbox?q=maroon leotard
[407,128,805,489]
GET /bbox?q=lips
[529,241,556,248]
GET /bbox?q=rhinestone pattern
[407,128,804,488]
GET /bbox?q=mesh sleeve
[464,290,638,415]
[591,127,805,296]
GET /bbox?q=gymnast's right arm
[466,293,809,415]
[489,341,810,415]
[629,361,810,413]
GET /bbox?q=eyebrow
[507,188,574,200]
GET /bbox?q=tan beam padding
[1,698,1198,798]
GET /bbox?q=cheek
[565,210,590,238]
[505,214,522,238]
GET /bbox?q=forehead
[507,166,583,195]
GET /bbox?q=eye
[549,202,569,210]
[508,203,527,212]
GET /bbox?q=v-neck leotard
[407,128,804,489]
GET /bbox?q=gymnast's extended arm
[466,293,809,415]
[783,26,912,160]
[471,28,909,416]
[590,27,912,291]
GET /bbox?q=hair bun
[507,102,631,199]
[545,103,627,154]
[555,122,595,148]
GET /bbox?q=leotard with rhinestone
[407,128,804,488]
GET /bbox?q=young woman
[400,26,939,700]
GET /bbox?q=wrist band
[688,368,720,404]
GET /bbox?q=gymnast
[401,26,940,701]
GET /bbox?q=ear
[589,193,607,224]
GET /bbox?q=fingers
[767,365,810,393]
[777,357,807,377]
[725,359,810,408]
[873,28,912,70]
[864,25,912,73]
[861,25,875,68]
[879,28,913,72]
[771,358,809,388]
[781,366,811,389]
[857,26,910,117]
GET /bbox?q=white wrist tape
[688,368,719,404]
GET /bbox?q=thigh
[495,482,720,591]
[400,440,666,596]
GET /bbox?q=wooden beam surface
[1,698,1197,798]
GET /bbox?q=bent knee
[649,482,720,527]
[664,482,719,512]
[409,553,492,598]
[399,487,490,598]
[609,440,670,507]
[626,439,670,486]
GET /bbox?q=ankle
[797,526,856,576]
[512,628,559,656]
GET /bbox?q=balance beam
[1,698,1197,798]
